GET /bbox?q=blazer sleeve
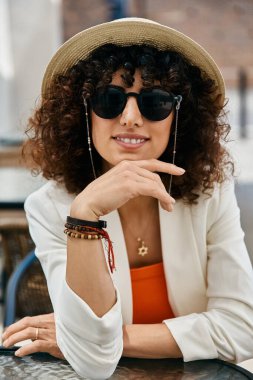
[164,181,253,363]
[24,184,123,380]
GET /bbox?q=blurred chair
[0,212,34,297]
[4,250,53,327]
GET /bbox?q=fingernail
[3,340,9,347]
[171,197,176,204]
[168,204,174,212]
[176,167,185,174]
[2,332,6,339]
[15,350,21,357]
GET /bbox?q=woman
[2,18,253,379]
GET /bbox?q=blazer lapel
[159,202,207,316]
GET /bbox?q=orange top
[130,262,175,324]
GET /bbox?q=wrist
[66,216,106,229]
[70,203,99,221]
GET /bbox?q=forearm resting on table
[123,323,182,359]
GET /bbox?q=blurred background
[0,0,252,328]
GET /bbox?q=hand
[2,313,64,359]
[71,159,185,219]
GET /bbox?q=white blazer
[25,180,253,380]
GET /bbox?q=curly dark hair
[23,44,234,203]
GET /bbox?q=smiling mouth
[114,137,147,145]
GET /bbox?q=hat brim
[42,18,225,104]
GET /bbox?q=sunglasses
[90,85,181,122]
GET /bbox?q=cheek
[91,113,103,153]
[91,113,112,154]
[156,133,171,157]
[154,118,173,153]
[91,126,99,149]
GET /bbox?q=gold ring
[35,327,39,340]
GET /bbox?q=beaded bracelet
[64,228,103,240]
[65,223,94,232]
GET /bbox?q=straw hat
[42,17,225,104]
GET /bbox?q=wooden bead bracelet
[64,228,102,240]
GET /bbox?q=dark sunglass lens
[91,87,125,119]
[139,89,174,121]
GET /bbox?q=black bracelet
[66,216,107,229]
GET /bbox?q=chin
[101,151,162,169]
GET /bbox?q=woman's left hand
[2,313,65,359]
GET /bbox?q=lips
[115,137,145,144]
[112,134,149,148]
[113,134,149,142]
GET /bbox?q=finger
[160,200,174,212]
[128,178,175,212]
[3,327,43,347]
[2,314,55,341]
[119,165,165,188]
[2,318,34,341]
[15,340,64,359]
[126,159,185,175]
[127,165,166,183]
[88,159,184,187]
[132,172,175,207]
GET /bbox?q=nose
[119,97,144,128]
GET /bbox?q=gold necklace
[120,205,158,257]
